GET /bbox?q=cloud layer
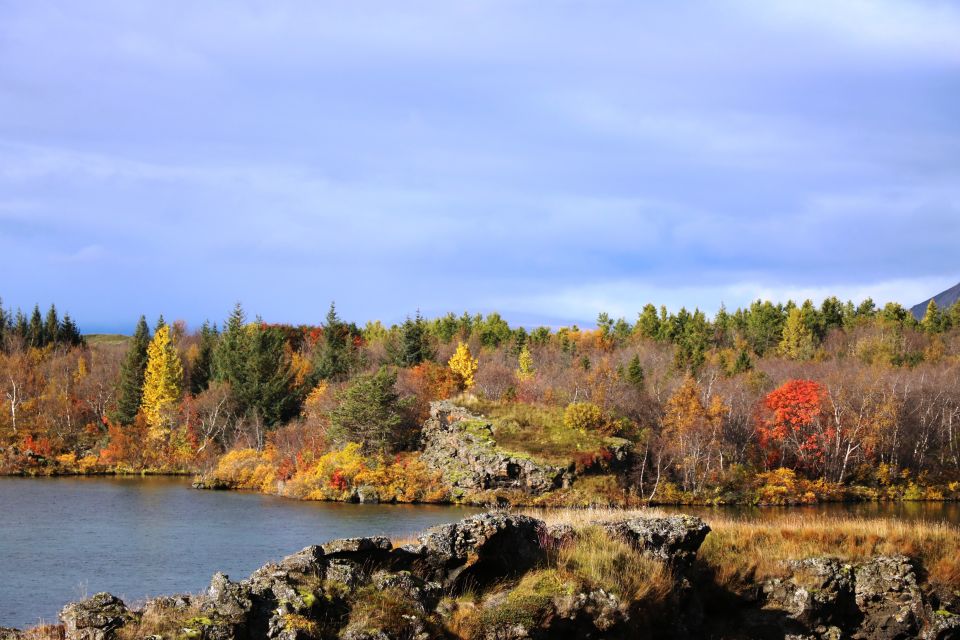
[1,0,958,332]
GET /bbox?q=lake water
[1,478,958,630]
[0,476,481,629]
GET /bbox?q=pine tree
[0,297,6,348]
[44,305,59,347]
[328,367,411,454]
[212,304,295,425]
[28,305,44,348]
[636,304,661,340]
[113,315,151,424]
[59,313,83,346]
[189,321,217,394]
[13,310,28,343]
[625,354,644,390]
[779,307,816,360]
[140,324,184,437]
[391,312,434,367]
[732,348,753,374]
[448,341,479,388]
[314,302,352,382]
[921,300,943,334]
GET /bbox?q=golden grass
[521,506,960,591]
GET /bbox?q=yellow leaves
[209,448,277,493]
[516,345,535,381]
[140,325,184,438]
[563,402,604,433]
[448,341,479,389]
[289,350,313,389]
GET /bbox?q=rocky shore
[5,511,960,640]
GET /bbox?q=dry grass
[699,512,960,590]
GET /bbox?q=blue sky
[1,1,958,333]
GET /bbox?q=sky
[1,1,958,333]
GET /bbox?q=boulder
[853,556,925,640]
[405,512,545,590]
[420,401,571,495]
[761,557,856,637]
[601,515,711,569]
[60,592,130,640]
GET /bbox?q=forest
[1,295,960,506]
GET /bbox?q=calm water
[0,476,481,629]
[2,479,959,629]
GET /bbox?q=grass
[456,398,622,466]
[83,334,130,345]
[521,506,960,591]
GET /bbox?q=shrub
[563,402,604,433]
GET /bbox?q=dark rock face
[405,512,546,591]
[755,554,948,640]
[601,515,711,570]
[60,592,130,640]
[419,401,572,494]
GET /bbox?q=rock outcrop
[420,401,573,495]
[10,511,955,640]
[755,554,956,640]
[601,514,711,570]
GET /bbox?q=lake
[0,476,481,629]
[1,477,959,630]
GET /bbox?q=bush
[563,402,604,433]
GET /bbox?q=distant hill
[83,333,131,346]
[911,281,960,319]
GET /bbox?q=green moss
[297,588,318,609]
[478,571,568,631]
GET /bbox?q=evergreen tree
[213,304,295,425]
[44,305,59,347]
[921,300,943,334]
[0,297,6,348]
[140,324,184,436]
[391,312,434,367]
[732,348,753,374]
[328,367,412,454]
[189,321,218,394]
[113,315,151,424]
[636,304,660,340]
[13,310,28,343]
[28,305,44,348]
[314,302,352,382]
[743,300,786,356]
[58,313,83,347]
[625,354,645,391]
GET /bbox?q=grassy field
[83,334,130,345]
[522,507,960,589]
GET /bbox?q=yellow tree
[662,376,726,492]
[447,341,478,389]
[140,324,184,438]
[779,307,815,360]
[516,345,535,381]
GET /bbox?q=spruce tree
[44,305,59,347]
[13,310,28,343]
[59,313,83,347]
[113,315,151,424]
[625,355,645,391]
[28,305,44,348]
[328,367,411,453]
[313,302,351,382]
[391,312,434,367]
[189,321,217,395]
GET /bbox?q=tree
[758,379,827,474]
[28,305,44,348]
[921,300,943,334]
[140,324,184,437]
[43,305,59,347]
[662,376,726,492]
[636,304,661,340]
[213,305,297,427]
[390,312,434,367]
[313,303,353,382]
[624,354,644,391]
[189,321,218,394]
[448,341,478,388]
[328,367,411,454]
[744,300,785,356]
[516,345,535,381]
[113,315,151,424]
[779,307,816,360]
